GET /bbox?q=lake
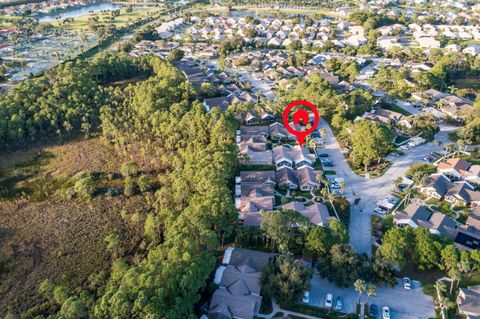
[38,2,144,22]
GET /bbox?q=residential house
[411,88,447,103]
[203,96,232,112]
[437,158,480,186]
[420,174,451,199]
[276,167,299,189]
[416,36,440,48]
[239,183,275,226]
[457,285,480,319]
[273,145,294,168]
[293,146,316,168]
[297,166,320,190]
[208,247,274,319]
[439,95,473,118]
[239,126,272,165]
[393,200,458,237]
[444,182,480,207]
[269,122,295,141]
[356,107,404,126]
[463,44,480,56]
[438,158,472,181]
[283,201,333,226]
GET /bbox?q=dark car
[318,152,329,157]
[370,304,378,318]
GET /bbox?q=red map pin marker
[282,100,320,147]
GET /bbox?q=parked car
[422,156,434,163]
[387,197,399,205]
[403,277,411,290]
[321,159,333,167]
[318,152,329,157]
[325,293,333,308]
[303,291,310,303]
[382,306,390,319]
[335,297,343,311]
[374,207,387,215]
[369,304,378,318]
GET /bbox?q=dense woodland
[0,53,238,318]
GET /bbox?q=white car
[374,207,387,215]
[325,293,333,308]
[303,291,310,303]
[403,277,411,290]
[382,306,390,319]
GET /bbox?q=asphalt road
[308,273,435,319]
[317,118,458,256]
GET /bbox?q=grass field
[0,137,151,314]
[381,102,412,116]
[45,6,164,32]
[452,76,480,90]
[227,6,344,18]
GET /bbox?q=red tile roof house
[438,158,480,186]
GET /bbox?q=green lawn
[460,154,480,166]
[380,103,412,116]
[240,164,276,171]
[452,76,480,90]
[323,170,337,175]
[460,272,480,288]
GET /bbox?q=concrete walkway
[257,299,326,319]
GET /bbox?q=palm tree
[437,296,455,319]
[393,177,403,188]
[319,128,328,138]
[444,143,455,157]
[354,279,366,304]
[366,283,377,304]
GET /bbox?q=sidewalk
[257,299,327,319]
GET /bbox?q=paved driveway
[307,273,435,319]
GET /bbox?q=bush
[73,177,95,198]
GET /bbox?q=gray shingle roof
[458,285,480,316]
